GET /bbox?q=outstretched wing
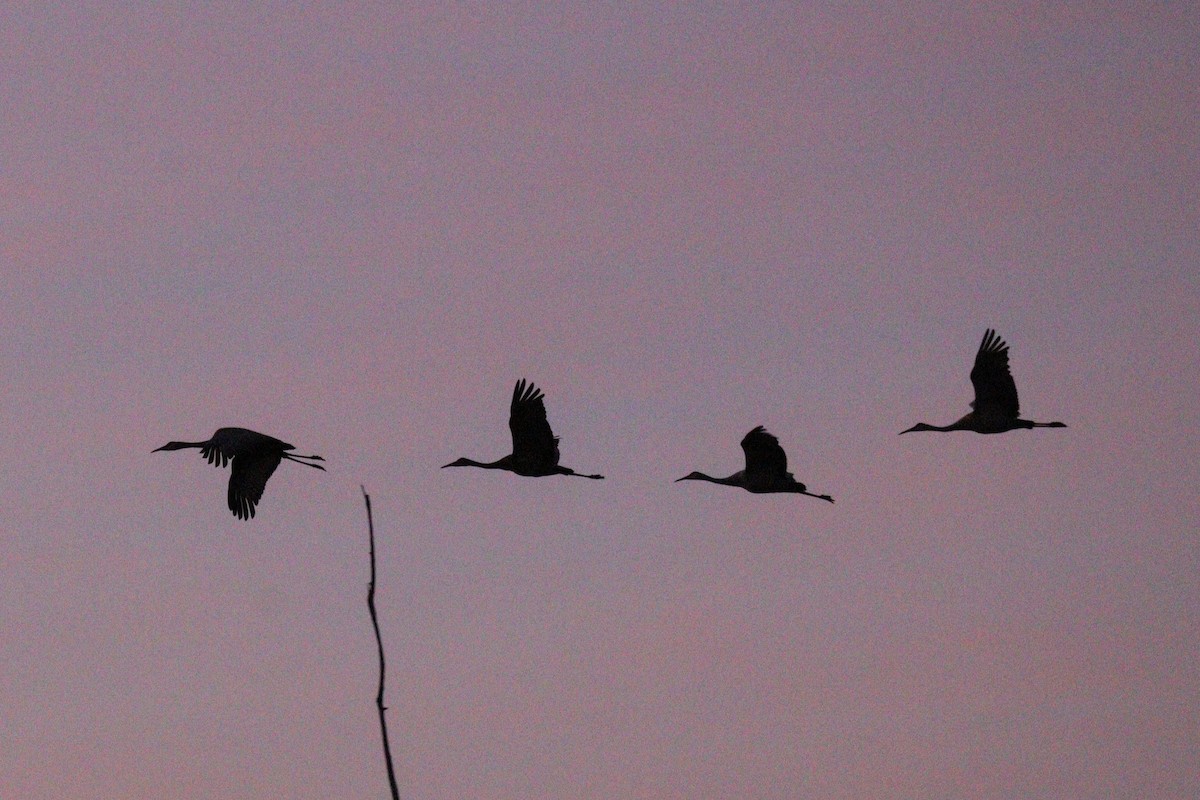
[228,452,282,520]
[200,442,233,468]
[970,329,1020,418]
[741,426,788,477]
[201,428,292,469]
[509,379,560,467]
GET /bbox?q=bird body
[154,427,325,519]
[901,329,1066,435]
[676,426,834,502]
[443,379,604,480]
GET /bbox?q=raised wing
[509,379,560,467]
[969,329,1020,418]
[741,426,788,477]
[228,452,282,520]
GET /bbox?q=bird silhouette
[675,426,834,502]
[153,427,325,519]
[443,379,604,479]
[901,328,1067,435]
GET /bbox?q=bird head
[899,423,935,435]
[675,471,707,482]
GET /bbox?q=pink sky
[2,4,1197,799]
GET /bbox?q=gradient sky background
[2,4,1198,799]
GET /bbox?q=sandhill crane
[443,379,604,480]
[901,328,1067,435]
[675,426,834,502]
[153,427,325,519]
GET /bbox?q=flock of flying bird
[155,329,1067,519]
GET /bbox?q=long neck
[445,457,510,470]
[900,422,961,434]
[153,440,207,452]
[678,472,741,486]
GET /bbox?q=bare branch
[364,487,400,800]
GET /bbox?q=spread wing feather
[970,329,1020,418]
[228,453,282,520]
[741,426,788,476]
[201,443,232,468]
[509,379,560,467]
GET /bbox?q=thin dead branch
[363,487,400,800]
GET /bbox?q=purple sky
[3,4,1198,799]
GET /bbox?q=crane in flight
[153,427,325,519]
[901,328,1067,434]
[443,379,604,479]
[675,426,834,502]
